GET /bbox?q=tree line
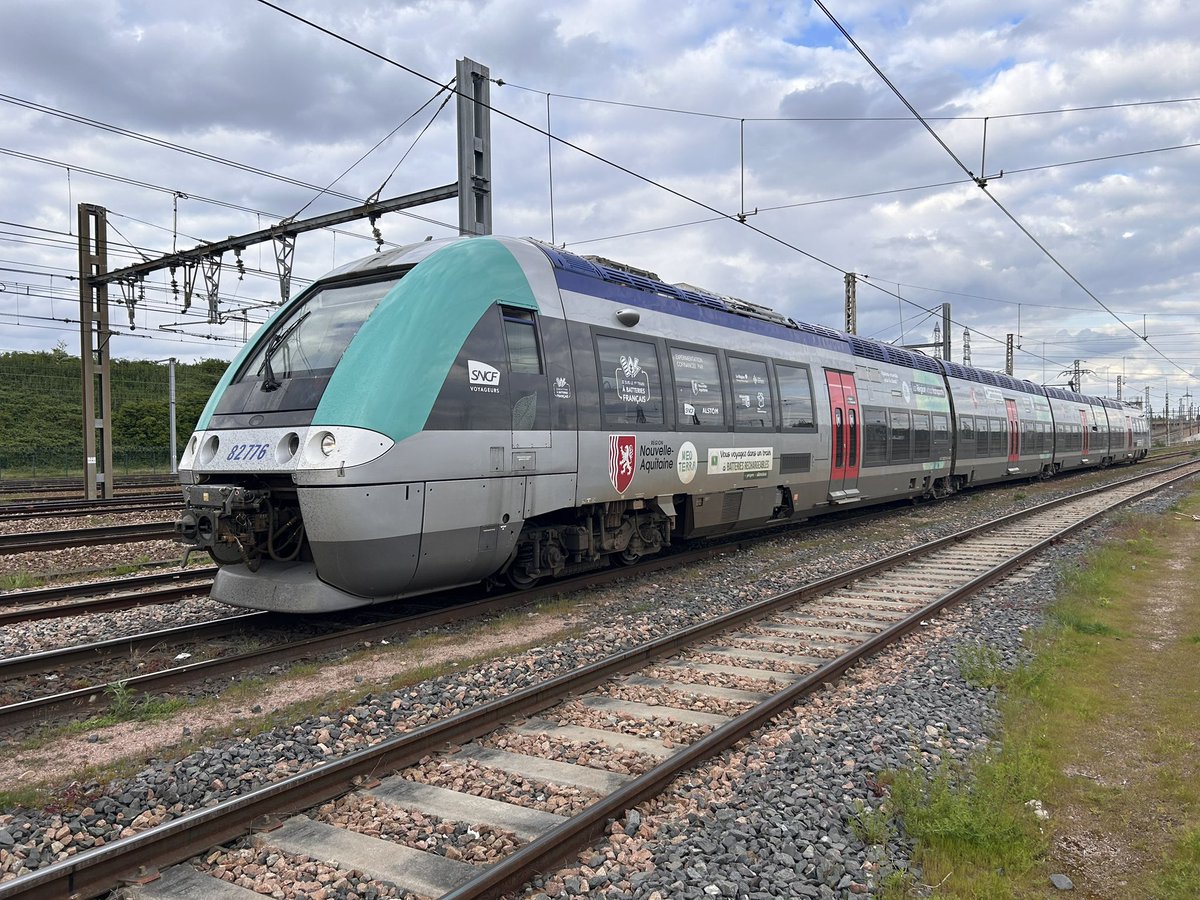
[0,348,228,465]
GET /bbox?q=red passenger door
[825,371,860,503]
[1005,399,1020,465]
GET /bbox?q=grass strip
[881,490,1200,898]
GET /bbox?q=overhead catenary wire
[810,0,1197,384]
[499,80,1200,124]
[0,147,460,237]
[4,6,1190,391]
[7,24,1190,355]
[293,76,457,219]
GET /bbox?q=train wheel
[617,548,641,566]
[506,566,541,590]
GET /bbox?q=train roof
[320,236,1143,417]
[535,241,1138,412]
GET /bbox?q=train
[174,234,1151,612]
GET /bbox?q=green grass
[1155,826,1200,898]
[888,751,1050,892]
[884,498,1200,897]
[0,572,45,590]
[848,797,893,846]
[955,644,1006,688]
[60,680,190,729]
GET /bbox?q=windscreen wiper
[258,311,310,392]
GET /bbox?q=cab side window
[502,307,542,374]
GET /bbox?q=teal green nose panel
[315,238,539,441]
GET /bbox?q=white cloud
[0,0,1196,401]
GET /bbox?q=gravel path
[0,469,1191,897]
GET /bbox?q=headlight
[320,433,337,456]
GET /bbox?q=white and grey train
[174,235,1151,612]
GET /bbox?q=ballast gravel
[0,477,1190,898]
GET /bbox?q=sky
[1,0,1198,413]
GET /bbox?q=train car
[175,234,1149,612]
[940,365,1056,487]
[841,342,954,501]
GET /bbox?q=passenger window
[976,417,990,456]
[669,348,724,427]
[596,335,664,425]
[776,364,815,429]
[958,415,975,459]
[502,307,542,374]
[890,410,911,462]
[834,408,844,468]
[848,408,858,467]
[912,412,931,460]
[729,357,774,429]
[990,417,1006,456]
[932,413,950,451]
[862,406,888,466]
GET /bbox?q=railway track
[0,521,177,555]
[0,475,178,498]
[0,495,181,523]
[2,456,1194,899]
[0,567,217,624]
[3,454,1195,723]
[0,537,783,732]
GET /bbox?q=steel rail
[3,459,1195,899]
[442,459,1200,897]
[0,612,269,681]
[0,521,176,555]
[0,582,214,627]
[0,566,217,609]
[0,497,180,523]
[0,475,177,496]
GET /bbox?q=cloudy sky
[1,0,1197,411]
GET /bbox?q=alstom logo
[469,360,501,392]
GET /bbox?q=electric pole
[76,58,491,493]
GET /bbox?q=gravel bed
[0,508,178,538]
[644,664,793,694]
[0,538,183,582]
[317,790,524,861]
[0,594,235,659]
[200,843,406,899]
[0,470,1189,894]
[598,682,755,718]
[403,754,597,817]
[481,731,660,778]
[546,698,715,746]
[686,648,822,676]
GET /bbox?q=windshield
[240,275,399,386]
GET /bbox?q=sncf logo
[468,361,501,387]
